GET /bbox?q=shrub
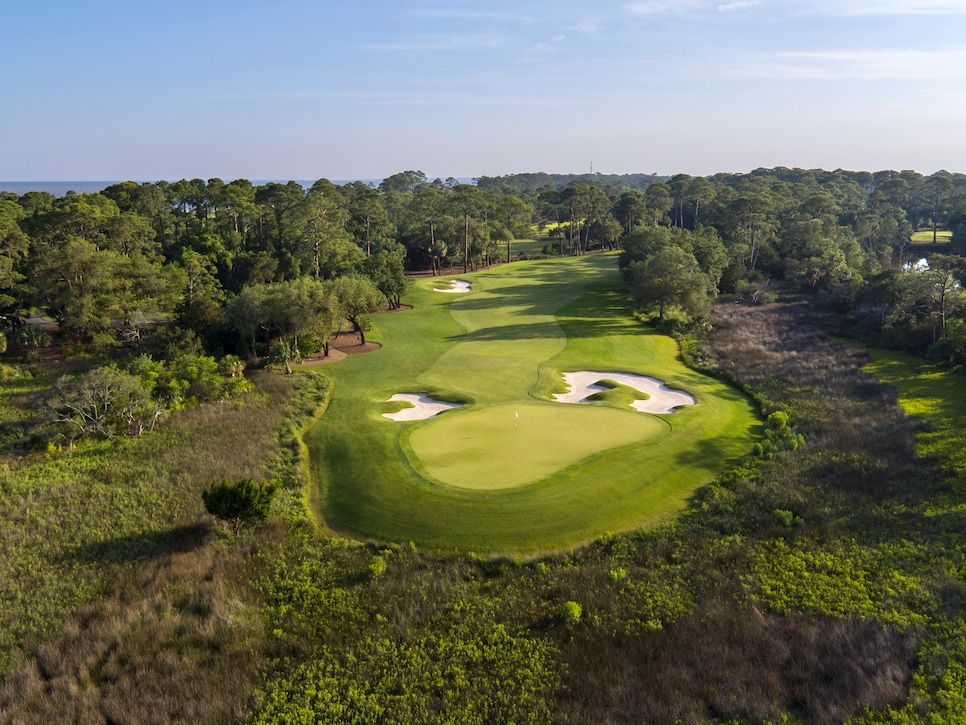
[609,567,629,583]
[368,555,387,578]
[773,509,804,528]
[202,477,279,535]
[560,600,583,626]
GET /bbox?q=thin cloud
[718,1,759,10]
[406,8,537,24]
[740,48,966,79]
[624,1,705,16]
[224,89,565,107]
[627,0,966,15]
[366,34,506,52]
[569,19,603,34]
[342,90,570,108]
[529,34,568,55]
[797,0,966,14]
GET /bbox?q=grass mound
[406,402,665,490]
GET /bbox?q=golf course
[307,253,760,551]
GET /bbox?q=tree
[916,254,964,344]
[344,181,394,256]
[31,237,126,344]
[0,200,30,323]
[270,340,302,374]
[330,275,386,345]
[226,284,271,358]
[450,184,482,273]
[379,170,428,195]
[623,245,711,321]
[613,190,646,233]
[202,477,278,535]
[408,186,449,274]
[284,186,357,279]
[687,177,716,228]
[644,182,673,226]
[254,181,305,250]
[925,174,954,243]
[667,174,692,228]
[45,366,162,449]
[173,249,225,337]
[362,246,410,309]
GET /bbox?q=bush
[368,555,387,578]
[202,477,279,535]
[560,600,583,626]
[773,509,804,528]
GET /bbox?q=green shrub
[609,567,629,583]
[560,600,583,625]
[202,477,279,535]
[773,509,804,528]
[368,555,387,578]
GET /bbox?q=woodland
[1,167,966,722]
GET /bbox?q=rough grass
[309,255,759,551]
[6,292,958,723]
[0,371,308,721]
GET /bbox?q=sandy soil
[554,371,696,414]
[434,279,472,293]
[299,331,380,366]
[382,393,463,421]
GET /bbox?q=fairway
[306,254,760,552]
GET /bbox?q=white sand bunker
[554,371,695,414]
[383,393,463,421]
[434,279,472,293]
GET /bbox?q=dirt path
[299,331,380,366]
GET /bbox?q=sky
[2,0,965,181]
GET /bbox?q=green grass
[862,350,966,475]
[307,254,760,552]
[862,349,966,527]
[911,230,952,243]
[407,402,666,490]
[505,238,551,257]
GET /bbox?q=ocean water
[0,181,121,196]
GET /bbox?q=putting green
[306,254,760,552]
[404,402,667,490]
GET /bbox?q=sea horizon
[0,179,388,197]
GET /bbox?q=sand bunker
[554,371,695,414]
[383,393,463,421]
[434,279,472,293]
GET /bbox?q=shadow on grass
[675,428,756,470]
[443,319,633,343]
[59,521,211,566]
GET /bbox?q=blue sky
[2,0,965,181]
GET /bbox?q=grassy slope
[863,348,966,496]
[911,230,952,243]
[308,255,759,552]
[0,371,297,677]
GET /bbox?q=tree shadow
[675,425,758,471]
[58,521,211,566]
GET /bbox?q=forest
[2,166,966,722]
[2,167,965,362]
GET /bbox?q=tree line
[3,167,966,368]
